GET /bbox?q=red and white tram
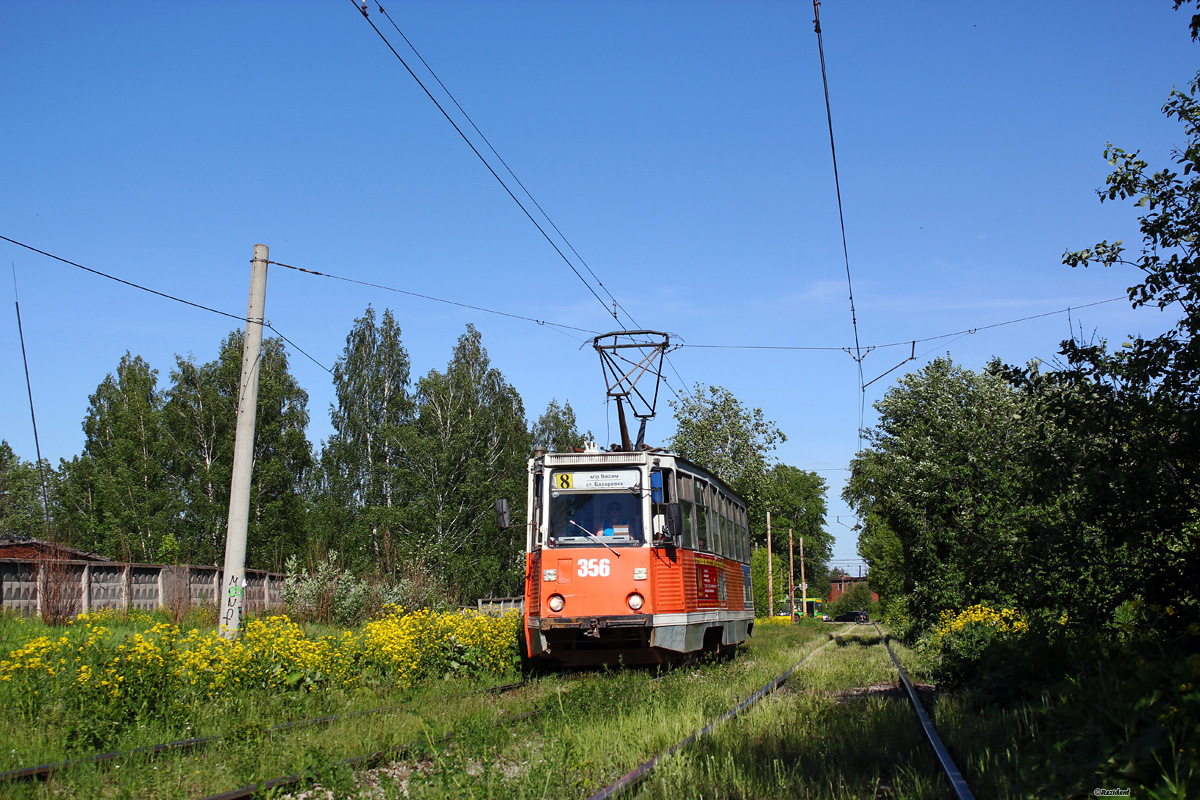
[517,446,753,667]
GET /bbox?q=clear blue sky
[2,1,1196,569]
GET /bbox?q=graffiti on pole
[220,572,244,636]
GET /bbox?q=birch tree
[406,325,530,599]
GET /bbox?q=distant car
[833,610,869,623]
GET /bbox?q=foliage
[0,607,520,749]
[668,383,785,534]
[58,353,177,562]
[1013,71,1200,636]
[763,464,832,600]
[749,545,790,618]
[282,553,378,627]
[281,553,451,626]
[404,325,532,601]
[843,356,1061,627]
[317,305,414,573]
[530,397,588,452]
[824,581,877,618]
[0,440,53,539]
[164,332,314,569]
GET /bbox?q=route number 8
[577,558,610,577]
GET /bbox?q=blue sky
[2,1,1196,569]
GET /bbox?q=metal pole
[219,244,268,639]
[766,512,773,617]
[800,537,808,618]
[789,529,795,620]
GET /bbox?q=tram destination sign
[555,469,640,491]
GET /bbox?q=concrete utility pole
[220,244,268,640]
[766,512,773,617]
[788,528,795,620]
[800,537,808,618]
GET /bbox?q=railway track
[0,678,533,788]
[583,624,975,800]
[3,624,977,798]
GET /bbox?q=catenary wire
[0,234,246,324]
[1,234,338,377]
[266,259,599,336]
[368,3,693,406]
[812,1,867,446]
[348,0,616,324]
[371,2,642,334]
[1,233,1127,373]
[675,295,1127,352]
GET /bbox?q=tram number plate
[577,558,611,578]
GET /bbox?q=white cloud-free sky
[2,1,1196,568]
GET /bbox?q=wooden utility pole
[766,511,773,617]
[800,537,808,618]
[788,528,795,620]
[220,244,268,640]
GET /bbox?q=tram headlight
[627,593,644,611]
[548,594,565,612]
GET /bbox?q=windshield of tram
[548,469,644,547]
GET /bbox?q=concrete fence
[0,558,284,618]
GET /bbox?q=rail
[585,636,835,800]
[875,623,976,800]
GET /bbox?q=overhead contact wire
[366,5,690,406]
[267,259,598,336]
[349,0,615,323]
[0,235,338,375]
[813,1,867,446]
[372,2,641,333]
[0,235,245,324]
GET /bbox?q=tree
[318,306,415,572]
[163,332,313,568]
[405,325,531,600]
[530,398,588,453]
[763,464,833,602]
[750,545,789,618]
[1021,66,1200,632]
[59,353,176,562]
[668,384,785,534]
[843,357,1059,626]
[0,441,53,539]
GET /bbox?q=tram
[512,444,753,667]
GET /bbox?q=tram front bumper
[531,615,651,637]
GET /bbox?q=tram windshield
[549,492,644,546]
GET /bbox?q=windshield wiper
[567,519,621,557]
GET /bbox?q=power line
[675,296,1127,353]
[1,234,338,374]
[812,1,867,447]
[370,2,643,335]
[349,0,617,324]
[355,3,692,409]
[0,234,245,324]
[266,259,599,337]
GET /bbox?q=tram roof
[534,450,744,505]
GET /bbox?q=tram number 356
[577,558,611,577]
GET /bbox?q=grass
[0,615,1045,798]
[634,624,951,800]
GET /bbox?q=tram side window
[695,480,709,551]
[741,510,749,562]
[731,505,740,562]
[679,475,695,549]
[720,494,729,556]
[715,494,727,557]
[710,492,721,556]
[739,509,748,562]
[651,468,674,541]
